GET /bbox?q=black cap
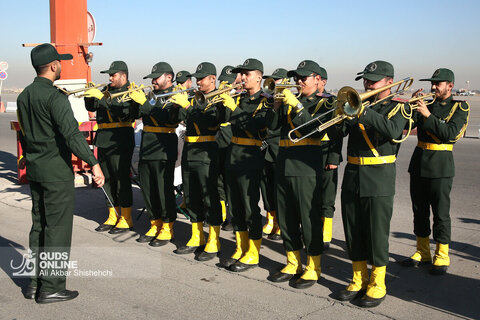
[31,43,72,67]
[355,61,394,81]
[191,62,216,79]
[143,62,173,79]
[287,60,323,77]
[232,58,264,74]
[100,61,128,74]
[263,68,288,80]
[175,70,192,83]
[218,65,236,83]
[420,68,455,83]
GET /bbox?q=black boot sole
[196,251,218,261]
[95,224,114,232]
[401,258,431,268]
[149,239,172,247]
[430,265,448,275]
[108,227,133,234]
[293,278,316,289]
[359,295,385,308]
[335,289,366,301]
[229,261,257,272]
[174,245,201,255]
[221,258,237,269]
[269,272,295,283]
[136,235,155,243]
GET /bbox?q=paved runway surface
[0,96,479,319]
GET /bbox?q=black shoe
[221,257,237,269]
[401,257,431,268]
[108,227,132,234]
[174,245,199,254]
[221,219,233,231]
[149,238,171,247]
[95,224,114,232]
[269,272,294,283]
[292,278,316,289]
[323,242,330,251]
[359,294,385,308]
[229,261,257,272]
[196,251,218,261]
[335,288,366,301]
[268,233,282,241]
[136,234,155,243]
[36,289,79,304]
[23,286,37,299]
[430,265,448,275]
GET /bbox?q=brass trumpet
[147,87,197,104]
[288,77,414,143]
[262,78,302,99]
[194,82,245,107]
[56,82,106,97]
[409,93,436,109]
[104,84,154,104]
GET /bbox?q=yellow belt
[185,135,216,143]
[143,126,176,133]
[97,122,134,129]
[347,155,396,165]
[231,136,262,147]
[417,141,453,151]
[279,138,324,147]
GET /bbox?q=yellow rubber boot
[336,260,368,301]
[145,219,162,237]
[359,265,387,307]
[104,207,120,225]
[186,222,205,247]
[281,250,303,274]
[157,222,174,241]
[239,239,262,265]
[115,207,133,229]
[262,211,276,235]
[204,226,221,253]
[220,201,227,222]
[323,217,333,243]
[231,231,249,260]
[431,243,449,275]
[293,255,321,289]
[402,236,431,267]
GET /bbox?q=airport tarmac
[0,96,479,319]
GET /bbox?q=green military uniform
[334,61,410,307]
[405,68,469,275]
[17,44,98,297]
[135,62,180,245]
[85,61,140,233]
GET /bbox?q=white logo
[226,68,232,75]
[366,62,377,72]
[153,65,158,72]
[299,61,306,68]
[433,70,440,77]
[273,68,280,74]
[244,59,250,66]
[197,64,203,71]
[110,62,115,69]
[11,249,36,277]
[177,72,182,77]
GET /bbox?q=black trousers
[98,147,133,208]
[29,180,74,293]
[320,167,338,219]
[138,159,176,222]
[410,174,453,244]
[341,190,393,266]
[260,160,276,212]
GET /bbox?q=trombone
[194,82,245,107]
[288,77,414,143]
[262,78,302,99]
[104,83,154,104]
[56,82,106,97]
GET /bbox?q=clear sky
[2,0,480,91]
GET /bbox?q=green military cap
[420,68,455,83]
[218,65,236,83]
[263,68,288,80]
[355,60,394,81]
[319,67,328,80]
[175,70,191,83]
[143,62,173,79]
[191,62,216,79]
[287,60,323,77]
[31,43,73,67]
[100,61,128,74]
[232,58,264,74]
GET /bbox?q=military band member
[260,68,289,240]
[402,68,469,275]
[332,61,411,307]
[132,62,179,246]
[315,67,342,250]
[268,60,337,289]
[221,58,272,272]
[17,43,105,303]
[216,65,237,231]
[171,62,224,261]
[85,61,140,234]
[175,70,192,89]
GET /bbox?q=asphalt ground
[0,96,479,319]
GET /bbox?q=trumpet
[194,82,245,107]
[409,92,436,109]
[262,78,302,99]
[104,84,154,104]
[147,87,197,105]
[288,77,414,143]
[56,82,107,97]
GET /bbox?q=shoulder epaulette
[316,92,334,98]
[392,97,409,103]
[260,92,272,99]
[452,98,466,103]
